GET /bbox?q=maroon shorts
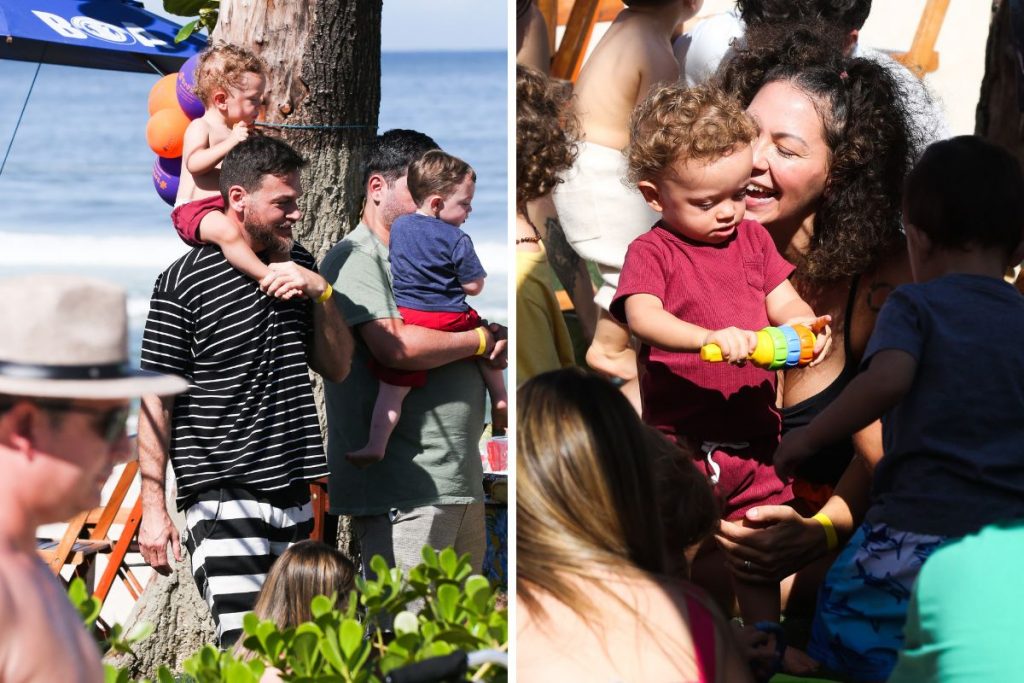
[368,306,483,387]
[686,436,793,521]
[170,195,225,246]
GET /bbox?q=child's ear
[212,89,229,111]
[429,195,444,216]
[637,180,664,213]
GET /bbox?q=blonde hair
[627,83,758,185]
[193,42,267,106]
[248,541,355,632]
[406,150,476,206]
[517,369,715,624]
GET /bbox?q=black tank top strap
[779,274,862,485]
[842,274,860,364]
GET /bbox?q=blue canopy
[0,1,205,74]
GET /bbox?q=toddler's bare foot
[491,398,508,436]
[783,646,819,676]
[346,449,384,469]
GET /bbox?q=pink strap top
[684,592,717,683]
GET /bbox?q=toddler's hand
[261,262,308,299]
[774,426,817,480]
[704,327,758,365]
[229,121,250,145]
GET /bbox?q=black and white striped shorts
[183,485,313,647]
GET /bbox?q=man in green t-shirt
[321,129,507,578]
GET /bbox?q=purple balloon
[153,156,181,206]
[176,53,204,120]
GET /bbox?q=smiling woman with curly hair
[702,27,924,654]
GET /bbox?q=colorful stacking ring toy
[700,324,819,370]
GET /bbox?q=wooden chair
[891,0,950,80]
[308,477,333,544]
[37,460,144,604]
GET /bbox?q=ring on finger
[744,559,752,571]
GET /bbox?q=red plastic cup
[486,436,508,472]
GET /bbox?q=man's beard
[380,195,415,230]
[244,215,292,259]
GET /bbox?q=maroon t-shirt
[611,220,794,443]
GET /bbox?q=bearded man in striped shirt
[137,136,353,647]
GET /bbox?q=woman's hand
[715,505,829,582]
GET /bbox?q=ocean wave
[0,231,508,275]
[125,295,506,326]
[0,232,190,268]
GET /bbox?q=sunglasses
[35,401,131,444]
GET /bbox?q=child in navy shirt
[347,151,507,467]
[775,136,1024,681]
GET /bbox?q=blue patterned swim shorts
[807,521,948,681]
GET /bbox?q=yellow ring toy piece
[750,329,775,367]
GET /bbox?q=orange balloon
[146,108,191,158]
[148,74,181,116]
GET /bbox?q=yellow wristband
[316,283,333,304]
[474,327,488,357]
[812,512,839,551]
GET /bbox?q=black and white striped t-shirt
[140,244,328,510]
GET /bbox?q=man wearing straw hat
[0,274,188,683]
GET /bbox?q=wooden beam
[551,0,602,81]
[891,0,950,79]
[556,0,623,26]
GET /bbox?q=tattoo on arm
[544,216,582,294]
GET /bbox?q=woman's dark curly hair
[716,27,922,282]
[516,65,580,213]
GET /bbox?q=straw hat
[0,274,188,399]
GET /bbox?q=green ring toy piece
[765,326,790,370]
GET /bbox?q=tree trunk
[215,0,380,561]
[119,2,380,672]
[105,554,217,679]
[977,0,1024,165]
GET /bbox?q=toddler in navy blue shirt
[348,151,508,467]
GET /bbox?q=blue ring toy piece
[779,325,802,367]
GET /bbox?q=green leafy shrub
[72,546,507,682]
[162,0,219,42]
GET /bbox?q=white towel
[553,141,660,311]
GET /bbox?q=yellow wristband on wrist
[812,512,839,551]
[474,327,488,357]
[316,283,333,304]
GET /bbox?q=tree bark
[215,0,381,260]
[215,0,380,561]
[105,554,217,679]
[119,2,380,672]
[977,0,1024,165]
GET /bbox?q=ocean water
[0,51,508,364]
